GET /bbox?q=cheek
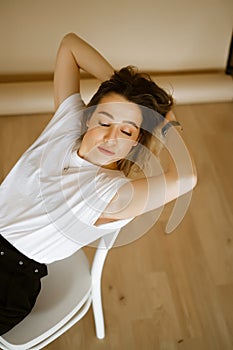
[118,139,136,155]
[84,127,102,143]
[81,130,96,152]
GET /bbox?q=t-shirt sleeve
[27,93,85,152]
[57,171,135,245]
[70,170,134,229]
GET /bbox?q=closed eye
[121,130,132,136]
[99,121,132,136]
[99,122,110,127]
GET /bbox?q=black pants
[0,235,48,336]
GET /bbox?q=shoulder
[54,93,85,114]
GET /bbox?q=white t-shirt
[0,93,133,263]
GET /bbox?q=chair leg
[92,279,105,339]
[91,246,109,339]
[91,234,120,339]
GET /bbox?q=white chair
[0,232,119,350]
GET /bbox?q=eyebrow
[98,111,139,129]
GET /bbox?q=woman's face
[78,93,142,169]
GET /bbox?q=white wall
[0,0,233,75]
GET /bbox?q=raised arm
[53,33,114,110]
[100,122,197,221]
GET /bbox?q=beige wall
[0,0,233,76]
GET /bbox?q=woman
[0,33,197,335]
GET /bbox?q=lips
[97,146,115,156]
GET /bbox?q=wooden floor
[0,102,233,350]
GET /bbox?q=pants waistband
[0,235,48,278]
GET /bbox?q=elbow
[63,32,76,40]
[187,173,198,193]
[61,32,77,46]
[184,162,198,192]
[177,173,198,197]
[191,162,198,190]
[192,173,198,189]
[187,172,198,192]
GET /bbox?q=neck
[101,161,119,170]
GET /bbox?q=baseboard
[0,73,232,116]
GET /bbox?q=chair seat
[0,249,92,348]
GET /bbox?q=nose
[104,125,119,144]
